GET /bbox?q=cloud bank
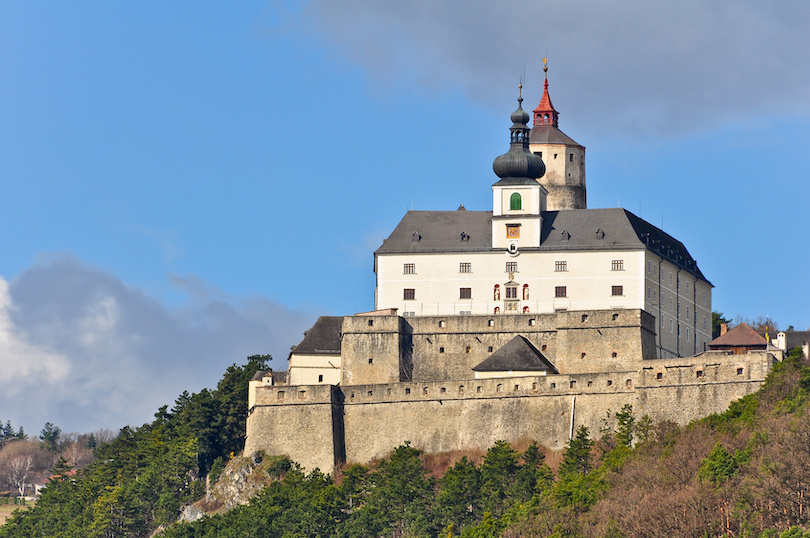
[303,0,810,136]
[0,256,315,434]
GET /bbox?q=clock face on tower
[507,225,520,239]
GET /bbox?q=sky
[1,1,809,434]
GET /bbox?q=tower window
[505,287,517,299]
[612,286,623,296]
[555,261,567,272]
[459,262,472,273]
[555,286,567,298]
[611,260,624,271]
[510,192,522,210]
[403,288,415,300]
[403,263,415,274]
[506,262,518,273]
[569,153,574,162]
[459,288,472,299]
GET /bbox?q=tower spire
[533,58,559,128]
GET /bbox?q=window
[555,261,567,272]
[647,261,651,273]
[647,287,651,299]
[612,285,623,296]
[653,289,657,301]
[459,262,471,273]
[318,375,323,382]
[439,347,445,353]
[611,260,624,271]
[703,316,707,330]
[465,346,471,353]
[505,287,517,299]
[555,286,567,298]
[669,297,673,311]
[403,263,415,274]
[696,370,704,378]
[669,273,673,285]
[686,328,690,341]
[702,291,706,305]
[506,261,518,273]
[737,368,744,375]
[656,372,663,380]
[403,288,415,300]
[670,319,673,333]
[686,307,690,320]
[459,287,472,299]
[661,316,664,328]
[368,358,373,364]
[686,281,690,293]
[510,192,522,210]
[569,153,574,162]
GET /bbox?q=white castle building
[373,70,712,360]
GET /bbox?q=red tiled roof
[709,323,768,348]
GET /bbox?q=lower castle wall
[246,352,775,473]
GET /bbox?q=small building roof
[473,335,558,373]
[709,323,768,349]
[785,331,810,351]
[289,316,343,357]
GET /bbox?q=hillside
[166,349,810,537]
[3,349,810,537]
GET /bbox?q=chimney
[720,323,728,336]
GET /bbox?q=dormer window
[411,232,421,243]
[510,192,522,210]
[460,232,470,242]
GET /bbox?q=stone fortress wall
[245,313,775,473]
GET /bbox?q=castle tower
[529,60,586,210]
[491,84,547,253]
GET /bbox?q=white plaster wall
[288,352,341,385]
[376,249,647,317]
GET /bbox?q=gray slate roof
[376,210,492,254]
[784,331,810,351]
[473,335,558,373]
[289,316,343,356]
[375,207,708,282]
[529,125,583,148]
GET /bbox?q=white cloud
[302,0,810,135]
[0,256,317,434]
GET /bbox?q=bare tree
[0,440,52,497]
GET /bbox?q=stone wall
[246,351,774,473]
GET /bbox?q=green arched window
[510,192,522,210]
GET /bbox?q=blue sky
[1,1,809,433]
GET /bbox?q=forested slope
[5,349,810,537]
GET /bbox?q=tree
[712,311,732,339]
[559,426,594,477]
[39,422,62,453]
[615,404,635,448]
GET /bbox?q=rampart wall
[246,351,774,472]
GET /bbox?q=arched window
[522,284,529,300]
[510,192,522,210]
[494,307,501,315]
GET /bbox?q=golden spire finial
[542,56,548,77]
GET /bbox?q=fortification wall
[344,310,656,385]
[245,384,344,472]
[341,371,634,463]
[245,352,774,473]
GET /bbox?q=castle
[245,66,775,473]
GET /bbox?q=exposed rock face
[209,454,270,510]
[175,453,279,526]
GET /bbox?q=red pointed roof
[533,76,559,128]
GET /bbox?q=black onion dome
[510,99,530,127]
[493,94,545,182]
